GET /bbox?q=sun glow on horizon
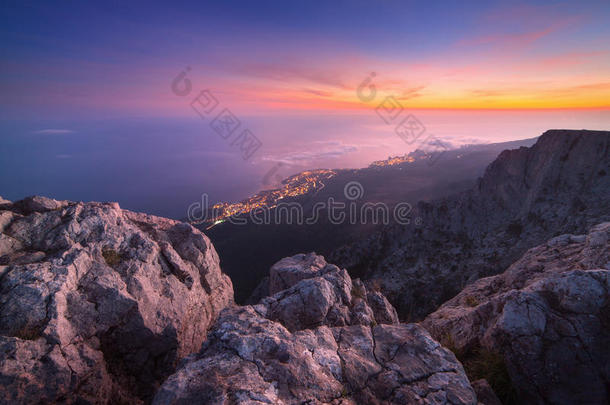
[2,1,610,119]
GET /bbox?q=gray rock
[268,252,329,294]
[366,289,400,325]
[0,196,234,404]
[11,195,70,214]
[263,275,351,330]
[153,306,476,405]
[154,254,476,404]
[423,222,610,404]
[259,253,399,331]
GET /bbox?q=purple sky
[1,1,609,217]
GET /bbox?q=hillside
[2,128,608,404]
[330,130,610,319]
[202,137,539,303]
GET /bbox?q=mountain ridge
[203,136,541,303]
[197,137,540,227]
[330,129,610,319]
[1,129,608,404]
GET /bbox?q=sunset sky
[1,1,609,217]
[2,0,610,118]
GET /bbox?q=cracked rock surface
[259,253,399,331]
[154,254,476,404]
[423,222,610,404]
[0,196,233,404]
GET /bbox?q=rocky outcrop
[423,222,610,404]
[0,196,234,404]
[259,253,398,330]
[154,254,476,404]
[331,130,610,320]
[269,253,330,294]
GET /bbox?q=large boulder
[268,252,329,294]
[154,309,476,405]
[154,254,476,404]
[258,253,399,330]
[0,196,234,404]
[423,222,610,404]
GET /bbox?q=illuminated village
[369,155,416,167]
[196,169,337,227]
[196,153,435,227]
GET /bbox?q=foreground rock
[154,254,476,404]
[423,222,610,404]
[259,253,399,330]
[0,196,233,404]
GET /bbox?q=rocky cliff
[0,196,234,404]
[1,129,608,404]
[153,253,477,405]
[0,198,479,405]
[423,222,610,404]
[331,130,610,320]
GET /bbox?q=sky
[1,0,610,217]
[2,0,610,117]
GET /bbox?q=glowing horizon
[2,1,610,119]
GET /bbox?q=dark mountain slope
[204,137,538,303]
[330,130,610,320]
